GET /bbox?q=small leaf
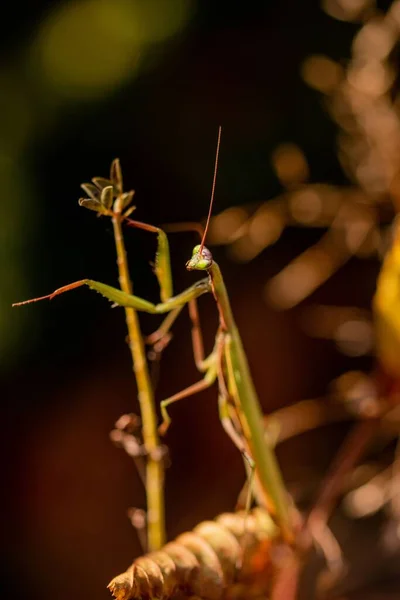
[110,158,123,194]
[92,177,113,191]
[120,190,135,210]
[123,205,137,218]
[100,185,114,210]
[79,198,103,212]
[81,183,99,200]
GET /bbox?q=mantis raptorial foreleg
[125,219,173,303]
[146,298,210,370]
[14,278,211,312]
[146,306,185,359]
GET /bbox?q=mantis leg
[216,335,255,508]
[13,278,211,313]
[217,386,256,513]
[146,306,185,355]
[125,219,173,302]
[217,394,254,464]
[136,220,209,368]
[216,342,256,554]
[159,363,218,435]
[146,297,214,373]
[126,219,208,301]
[188,297,213,372]
[221,335,277,514]
[217,372,251,460]
[216,335,251,458]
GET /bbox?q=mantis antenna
[199,125,222,255]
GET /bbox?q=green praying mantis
[13,128,294,545]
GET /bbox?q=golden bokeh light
[352,18,396,60]
[207,207,249,245]
[266,247,335,310]
[223,202,286,263]
[300,305,373,356]
[301,55,343,94]
[335,319,373,356]
[227,235,263,263]
[343,470,389,518]
[322,0,372,22]
[347,60,394,96]
[271,143,309,188]
[289,189,323,225]
[248,206,284,248]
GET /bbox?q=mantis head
[186,126,221,273]
[186,245,213,271]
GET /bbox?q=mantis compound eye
[186,244,213,271]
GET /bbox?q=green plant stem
[112,212,165,551]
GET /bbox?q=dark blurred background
[2,1,394,599]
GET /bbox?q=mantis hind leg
[216,347,256,563]
[218,390,256,512]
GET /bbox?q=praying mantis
[13,128,294,546]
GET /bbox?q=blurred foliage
[32,0,194,99]
[1,0,195,368]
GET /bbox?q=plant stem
[112,212,165,551]
[307,418,380,530]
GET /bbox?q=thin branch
[112,209,165,551]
